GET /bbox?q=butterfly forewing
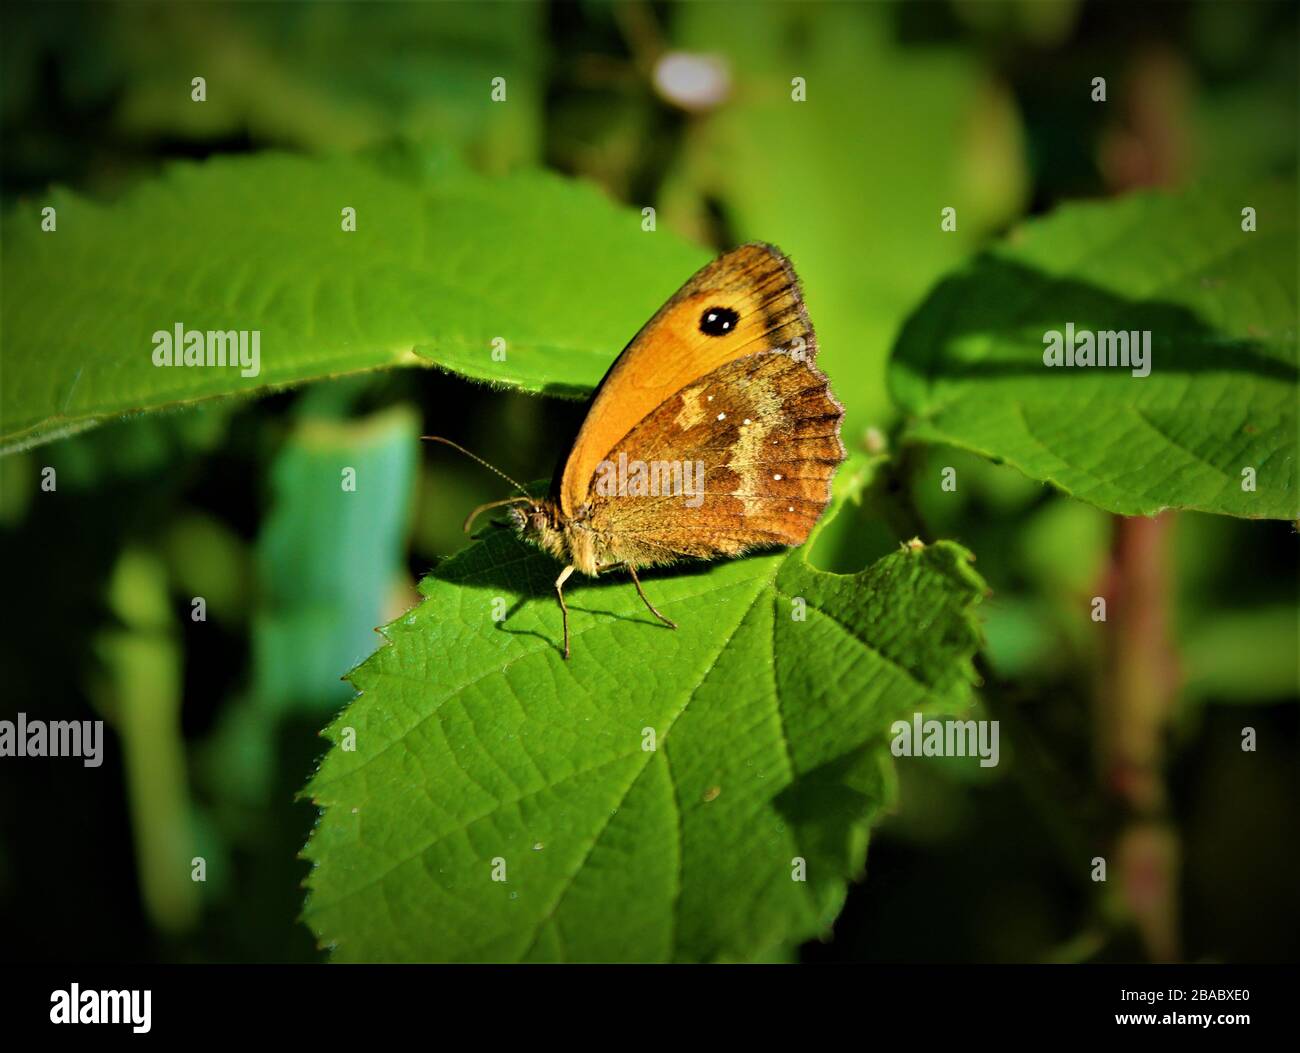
[556,243,822,519]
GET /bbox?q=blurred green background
[0,0,1295,963]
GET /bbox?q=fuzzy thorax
[510,501,601,576]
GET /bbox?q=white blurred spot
[653,51,732,112]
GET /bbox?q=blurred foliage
[664,2,1028,437]
[90,548,199,935]
[253,400,420,715]
[1,1,543,185]
[0,0,1295,964]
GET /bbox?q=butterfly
[428,243,845,658]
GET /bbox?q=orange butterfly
[429,243,845,658]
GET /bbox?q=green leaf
[889,183,1298,519]
[665,2,1027,434]
[300,462,986,962]
[0,150,708,453]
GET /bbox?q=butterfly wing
[556,243,823,519]
[583,347,845,567]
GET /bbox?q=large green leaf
[889,183,1298,519]
[0,150,708,452]
[300,462,986,962]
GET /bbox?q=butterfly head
[508,499,572,564]
[507,501,547,537]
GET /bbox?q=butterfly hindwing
[584,349,845,567]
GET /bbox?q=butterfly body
[509,501,602,575]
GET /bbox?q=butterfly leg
[554,565,575,659]
[626,564,677,631]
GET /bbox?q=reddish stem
[1096,511,1181,961]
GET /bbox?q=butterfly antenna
[421,436,532,496]
[421,436,539,534]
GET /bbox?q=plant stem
[1096,511,1181,961]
